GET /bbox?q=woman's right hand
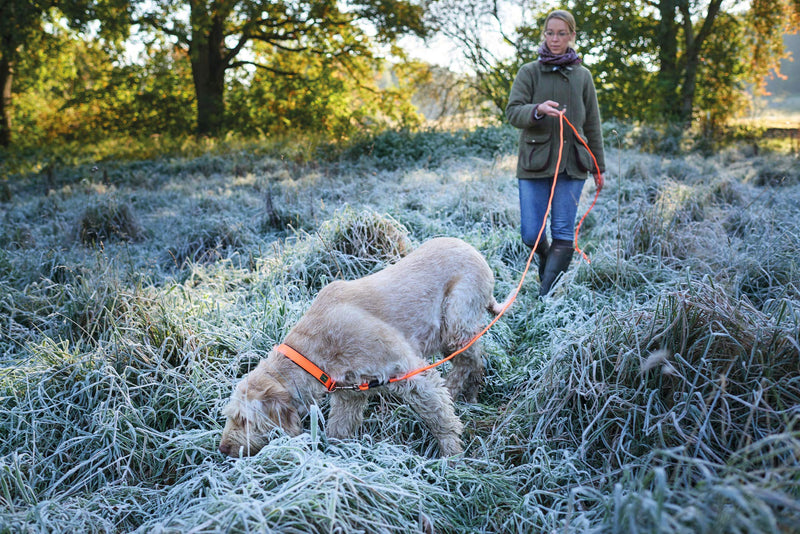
[537,100,564,118]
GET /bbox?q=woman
[505,10,605,296]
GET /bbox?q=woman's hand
[537,100,564,118]
[594,172,604,192]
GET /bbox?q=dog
[219,237,508,457]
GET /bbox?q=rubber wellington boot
[538,240,574,297]
[535,238,550,282]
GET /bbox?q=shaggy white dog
[219,237,507,457]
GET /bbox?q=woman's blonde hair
[543,10,577,45]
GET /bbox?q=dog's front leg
[397,371,465,457]
[327,392,369,440]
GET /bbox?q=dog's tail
[488,291,517,316]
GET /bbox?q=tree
[431,0,799,128]
[0,0,130,146]
[564,0,656,121]
[569,0,800,124]
[224,40,425,139]
[748,0,800,95]
[136,0,430,136]
[658,0,725,122]
[426,0,522,115]
[580,0,799,124]
[10,23,197,146]
[1,1,43,146]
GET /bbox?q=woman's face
[544,18,574,55]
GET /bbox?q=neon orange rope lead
[386,112,603,386]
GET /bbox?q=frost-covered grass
[1,130,799,533]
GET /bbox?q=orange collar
[276,343,388,392]
[276,343,337,391]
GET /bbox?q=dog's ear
[271,400,301,437]
[254,379,302,436]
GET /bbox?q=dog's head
[219,362,301,457]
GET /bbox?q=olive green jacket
[506,60,605,180]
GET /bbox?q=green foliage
[0,0,131,145]
[567,0,661,122]
[341,125,518,170]
[694,13,751,137]
[748,0,800,95]
[225,47,423,140]
[3,0,431,145]
[96,44,196,137]
[137,0,430,135]
[435,0,798,130]
[12,25,195,147]
[7,22,427,149]
[576,0,799,124]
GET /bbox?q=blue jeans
[518,174,586,247]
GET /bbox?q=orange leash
[563,118,603,263]
[279,113,603,391]
[385,113,603,386]
[386,112,571,384]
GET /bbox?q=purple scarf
[537,43,581,66]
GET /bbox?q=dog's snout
[219,442,231,456]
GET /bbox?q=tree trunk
[190,5,228,136]
[656,0,680,120]
[679,53,700,124]
[676,0,723,124]
[0,55,13,147]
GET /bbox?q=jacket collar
[538,61,575,74]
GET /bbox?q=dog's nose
[219,442,231,456]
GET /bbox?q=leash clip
[328,378,386,392]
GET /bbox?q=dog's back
[304,237,498,355]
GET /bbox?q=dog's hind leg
[443,339,485,403]
[440,273,491,403]
[397,370,464,456]
[327,392,369,440]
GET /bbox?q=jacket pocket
[574,139,594,172]
[520,135,552,172]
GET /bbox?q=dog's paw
[439,436,464,457]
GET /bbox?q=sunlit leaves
[12,27,194,146]
[0,0,131,145]
[747,0,800,94]
[134,0,429,134]
[225,38,423,140]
